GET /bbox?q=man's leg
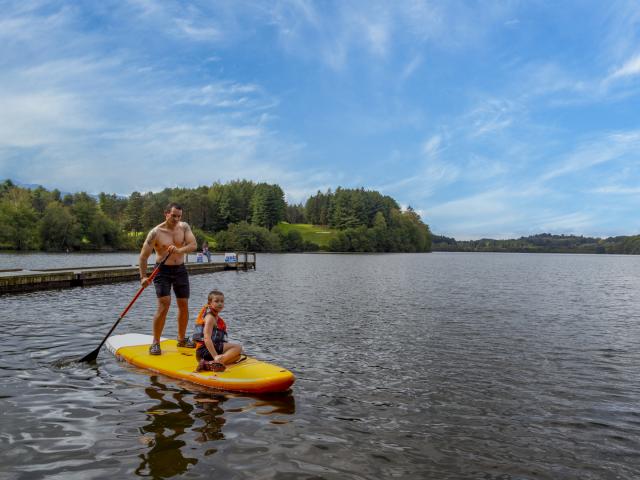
[176,297,189,342]
[152,296,171,343]
[173,265,191,344]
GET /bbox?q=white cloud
[466,99,516,138]
[0,91,96,148]
[0,4,300,195]
[174,18,222,41]
[608,54,640,80]
[421,135,442,157]
[428,188,513,220]
[539,131,640,182]
[533,211,596,235]
[400,54,423,82]
[464,154,508,181]
[266,1,517,69]
[590,185,640,195]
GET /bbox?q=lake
[1,252,639,479]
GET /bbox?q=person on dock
[202,240,211,263]
[139,202,197,355]
[192,290,242,372]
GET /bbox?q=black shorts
[153,264,190,298]
[196,343,225,360]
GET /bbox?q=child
[192,290,242,372]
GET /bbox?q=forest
[432,233,640,255]
[0,179,432,253]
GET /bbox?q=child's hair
[208,290,224,302]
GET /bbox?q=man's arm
[139,228,156,285]
[179,223,197,254]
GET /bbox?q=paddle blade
[79,346,101,363]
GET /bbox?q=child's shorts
[196,342,224,361]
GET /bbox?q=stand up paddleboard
[106,333,295,393]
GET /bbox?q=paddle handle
[119,262,161,318]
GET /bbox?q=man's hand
[140,276,150,287]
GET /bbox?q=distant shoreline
[432,233,640,255]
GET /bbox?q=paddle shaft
[79,253,170,363]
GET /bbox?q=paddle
[79,252,171,363]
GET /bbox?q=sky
[1,1,640,239]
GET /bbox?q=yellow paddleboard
[106,333,295,393]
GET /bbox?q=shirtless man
[139,202,198,355]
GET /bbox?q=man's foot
[149,343,161,355]
[177,337,196,348]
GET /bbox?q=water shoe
[177,337,196,348]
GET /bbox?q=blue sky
[1,1,640,239]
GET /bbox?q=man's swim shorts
[153,263,190,298]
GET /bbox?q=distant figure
[193,290,242,372]
[202,240,211,263]
[139,202,197,355]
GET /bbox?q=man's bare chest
[155,226,185,247]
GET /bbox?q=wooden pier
[0,252,256,295]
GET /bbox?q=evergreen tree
[215,221,280,251]
[70,192,98,241]
[124,191,144,232]
[99,192,127,222]
[0,187,40,250]
[285,203,306,224]
[251,183,285,229]
[140,192,166,230]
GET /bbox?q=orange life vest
[192,305,227,349]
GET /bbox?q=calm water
[1,252,640,479]
[0,251,221,271]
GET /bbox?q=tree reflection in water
[135,375,295,477]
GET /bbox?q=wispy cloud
[422,135,442,157]
[3,1,640,239]
[425,183,587,239]
[539,131,640,183]
[590,185,640,195]
[533,211,596,235]
[465,99,517,138]
[0,2,301,195]
[607,53,640,81]
[267,1,517,69]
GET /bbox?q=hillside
[273,223,338,248]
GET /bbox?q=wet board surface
[106,333,295,393]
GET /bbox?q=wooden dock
[0,252,256,295]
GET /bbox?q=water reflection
[7,252,640,478]
[135,376,198,477]
[135,375,295,478]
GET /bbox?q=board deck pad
[106,333,295,393]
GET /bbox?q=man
[139,202,197,355]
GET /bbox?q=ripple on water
[2,253,640,478]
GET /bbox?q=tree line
[432,233,640,254]
[0,179,432,253]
